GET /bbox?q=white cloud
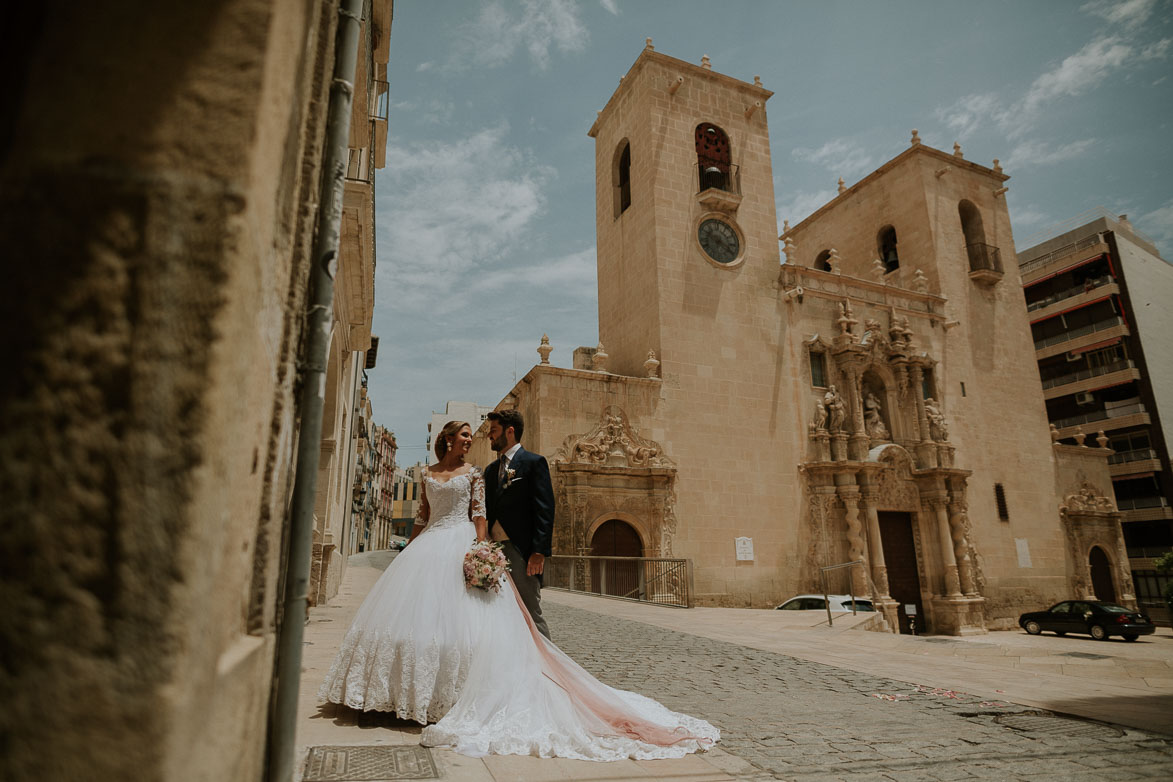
[415,61,434,72]
[934,92,1004,138]
[1081,0,1156,28]
[1136,199,1173,254]
[1003,138,1096,171]
[379,124,556,309]
[480,246,597,293]
[449,0,589,71]
[791,139,874,177]
[1016,36,1133,126]
[776,188,837,236]
[600,0,620,15]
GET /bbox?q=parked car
[1018,600,1155,641]
[775,594,875,612]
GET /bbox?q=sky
[368,0,1173,463]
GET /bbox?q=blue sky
[369,0,1173,463]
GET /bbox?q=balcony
[1041,359,1140,400]
[1019,234,1110,285]
[1052,402,1150,440]
[696,162,741,212]
[1034,316,1130,360]
[1109,448,1164,478]
[1027,275,1118,323]
[1118,496,1173,523]
[966,242,1003,285]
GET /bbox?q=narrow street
[296,553,1173,781]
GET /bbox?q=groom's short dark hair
[488,409,524,441]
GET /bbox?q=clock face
[697,218,740,264]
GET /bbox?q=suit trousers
[502,540,550,640]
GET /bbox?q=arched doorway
[1089,546,1117,603]
[590,519,643,598]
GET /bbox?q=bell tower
[588,43,778,377]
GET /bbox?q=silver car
[775,594,875,612]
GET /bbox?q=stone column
[909,364,930,443]
[929,497,962,597]
[838,485,870,595]
[947,500,977,596]
[860,486,890,598]
[845,367,869,460]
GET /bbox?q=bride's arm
[470,469,489,543]
[408,479,429,543]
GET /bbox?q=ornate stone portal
[1059,482,1136,607]
[801,305,987,635]
[552,406,678,559]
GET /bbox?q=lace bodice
[418,468,486,531]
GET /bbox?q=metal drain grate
[303,745,440,781]
[1060,651,1111,660]
[995,712,1123,740]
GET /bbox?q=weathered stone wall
[0,2,338,780]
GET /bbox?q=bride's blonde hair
[434,420,471,460]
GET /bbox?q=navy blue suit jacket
[485,446,555,561]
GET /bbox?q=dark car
[1018,600,1155,641]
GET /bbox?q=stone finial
[837,299,858,336]
[1096,430,1110,449]
[1050,423,1061,442]
[837,177,846,195]
[953,141,963,158]
[537,333,553,365]
[643,349,661,378]
[645,37,654,50]
[701,54,711,70]
[754,75,763,87]
[783,235,797,263]
[1073,426,1087,447]
[911,268,929,293]
[782,219,790,234]
[592,342,609,372]
[992,158,1003,173]
[910,129,921,145]
[828,247,841,274]
[871,258,886,283]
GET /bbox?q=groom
[485,409,554,640]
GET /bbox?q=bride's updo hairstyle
[434,420,471,460]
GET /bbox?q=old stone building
[0,2,390,781]
[471,43,1131,634]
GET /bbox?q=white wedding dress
[319,467,718,760]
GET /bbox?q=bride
[318,420,718,760]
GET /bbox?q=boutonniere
[504,467,517,488]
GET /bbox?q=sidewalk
[294,551,768,781]
[295,552,1173,780]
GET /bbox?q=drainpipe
[267,1,364,780]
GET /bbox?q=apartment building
[1018,211,1173,619]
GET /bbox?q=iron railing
[818,560,865,628]
[1117,496,1169,511]
[1052,402,1146,431]
[1040,359,1136,390]
[544,555,692,608]
[1109,447,1158,465]
[1026,274,1114,313]
[965,242,1003,274]
[1019,234,1105,275]
[1033,316,1125,350]
[696,162,740,196]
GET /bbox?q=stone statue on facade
[824,385,847,433]
[924,397,949,442]
[864,391,890,441]
[810,399,828,433]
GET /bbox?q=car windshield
[1097,603,1130,613]
[778,600,805,610]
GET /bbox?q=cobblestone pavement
[545,602,1173,781]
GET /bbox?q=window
[614,140,631,216]
[959,200,1001,273]
[878,225,899,272]
[814,249,832,271]
[809,351,828,387]
[994,483,1009,520]
[921,369,935,401]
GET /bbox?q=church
[470,43,1134,634]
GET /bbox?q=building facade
[1018,211,1173,622]
[390,462,426,536]
[0,2,392,780]
[308,0,390,605]
[469,44,1130,635]
[373,424,399,549]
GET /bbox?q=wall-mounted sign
[734,536,754,561]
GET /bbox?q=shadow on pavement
[311,703,424,734]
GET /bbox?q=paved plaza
[296,552,1173,781]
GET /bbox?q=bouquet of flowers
[463,540,510,592]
